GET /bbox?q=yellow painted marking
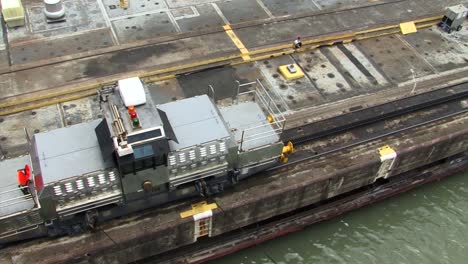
[414,15,443,24]
[378,145,396,158]
[145,74,176,83]
[0,90,97,116]
[400,21,417,35]
[180,201,218,219]
[223,25,251,61]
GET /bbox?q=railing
[233,79,287,151]
[207,85,216,101]
[0,186,33,209]
[0,208,42,239]
[0,184,36,220]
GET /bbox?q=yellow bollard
[120,0,129,8]
[282,141,294,155]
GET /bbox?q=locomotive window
[127,128,162,144]
[133,144,154,159]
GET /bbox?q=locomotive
[0,78,291,245]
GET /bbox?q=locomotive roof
[33,120,114,184]
[158,95,231,150]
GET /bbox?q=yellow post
[280,141,294,163]
[267,114,274,123]
[120,0,129,8]
[282,141,294,155]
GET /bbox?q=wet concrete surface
[0,31,237,98]
[235,0,441,49]
[402,26,468,72]
[1,23,468,158]
[175,3,225,32]
[2,0,465,68]
[0,0,463,104]
[177,64,255,100]
[7,0,112,64]
[102,0,168,18]
[0,95,103,158]
[217,0,270,24]
[356,35,436,83]
[0,106,62,158]
[2,0,439,67]
[256,54,324,111]
[111,12,177,44]
[261,0,319,16]
[9,28,114,64]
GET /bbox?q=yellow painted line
[357,25,398,35]
[0,83,101,109]
[417,22,439,29]
[139,54,241,78]
[223,25,251,61]
[145,74,176,83]
[247,43,292,56]
[355,30,400,40]
[0,90,97,116]
[304,33,356,45]
[233,49,296,66]
[414,15,443,24]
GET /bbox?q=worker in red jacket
[17,165,31,195]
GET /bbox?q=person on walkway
[17,165,31,195]
[294,36,302,49]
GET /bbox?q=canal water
[213,171,468,264]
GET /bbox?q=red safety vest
[17,165,31,186]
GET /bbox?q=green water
[213,172,468,264]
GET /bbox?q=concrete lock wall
[210,117,468,238]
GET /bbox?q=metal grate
[49,169,121,206]
[167,140,229,175]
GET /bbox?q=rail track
[0,3,442,116]
[282,81,468,145]
[275,84,468,170]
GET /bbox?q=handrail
[0,196,33,209]
[231,79,287,151]
[207,85,216,101]
[0,186,28,195]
